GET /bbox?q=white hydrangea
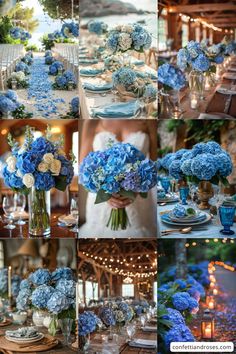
[23,173,35,188]
[50,159,61,175]
[118,33,132,51]
[6,155,17,173]
[11,71,25,81]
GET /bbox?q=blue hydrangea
[169,160,182,179]
[61,22,79,38]
[56,279,75,298]
[88,20,108,35]
[20,279,31,290]
[45,56,54,65]
[131,24,152,50]
[107,32,119,52]
[47,290,70,314]
[34,171,55,191]
[16,151,41,174]
[79,311,98,336]
[188,297,199,312]
[16,288,31,310]
[3,166,24,189]
[162,308,185,326]
[174,279,187,289]
[51,267,74,281]
[71,96,79,113]
[191,154,218,180]
[192,53,210,72]
[164,324,195,348]
[0,269,8,294]
[32,285,55,309]
[15,62,29,75]
[177,48,190,71]
[214,55,224,64]
[144,84,157,100]
[49,61,64,75]
[217,152,233,177]
[31,137,55,155]
[172,292,191,311]
[5,90,18,102]
[0,96,18,113]
[99,306,116,326]
[181,159,193,176]
[29,269,51,286]
[112,67,137,88]
[158,63,186,90]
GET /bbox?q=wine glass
[14,193,26,225]
[2,196,16,230]
[140,315,146,328]
[70,198,79,233]
[126,323,136,341]
[188,182,197,209]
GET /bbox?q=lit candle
[190,95,199,109]
[208,301,214,310]
[213,289,218,295]
[8,266,12,298]
[76,282,79,320]
[205,327,212,338]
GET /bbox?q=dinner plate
[216,87,236,95]
[5,333,44,344]
[58,214,76,225]
[168,211,205,223]
[161,211,211,226]
[157,197,179,203]
[85,89,111,94]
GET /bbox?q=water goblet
[14,193,26,225]
[160,177,171,194]
[179,186,189,205]
[126,323,136,341]
[70,198,79,233]
[2,196,16,230]
[59,318,73,346]
[219,205,235,235]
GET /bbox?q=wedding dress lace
[79,131,157,238]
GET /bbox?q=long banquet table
[79,58,157,119]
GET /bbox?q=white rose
[23,173,35,188]
[16,170,23,178]
[118,33,132,51]
[38,161,49,173]
[50,159,61,176]
[43,153,54,164]
[6,155,16,173]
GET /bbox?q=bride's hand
[108,194,134,209]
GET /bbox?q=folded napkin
[92,100,140,118]
[133,60,145,66]
[83,82,113,91]
[129,339,157,349]
[79,59,99,64]
[6,328,38,339]
[80,68,103,76]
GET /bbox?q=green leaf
[119,189,136,200]
[95,190,112,204]
[55,176,68,191]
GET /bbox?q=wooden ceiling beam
[169,3,236,13]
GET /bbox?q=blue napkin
[83,82,113,91]
[92,100,140,118]
[133,60,145,66]
[80,68,104,76]
[80,59,99,64]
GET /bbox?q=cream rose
[38,161,49,173]
[43,153,54,164]
[118,33,132,51]
[6,155,16,173]
[50,159,61,175]
[23,173,35,188]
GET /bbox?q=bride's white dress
[79,131,157,238]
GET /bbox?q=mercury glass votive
[219,205,235,235]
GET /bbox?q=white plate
[58,214,77,225]
[96,108,141,120]
[5,333,44,344]
[161,212,211,226]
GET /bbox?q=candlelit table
[87,328,157,353]
[0,213,77,238]
[158,202,236,238]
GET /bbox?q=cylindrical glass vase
[28,188,50,236]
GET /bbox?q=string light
[176,11,222,32]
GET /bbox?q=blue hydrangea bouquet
[3,126,75,236]
[88,20,108,36]
[16,267,76,336]
[99,301,134,329]
[79,142,157,231]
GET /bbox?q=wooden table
[88,328,157,354]
[0,213,77,238]
[0,324,76,354]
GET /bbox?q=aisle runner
[27,56,65,118]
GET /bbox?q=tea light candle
[208,301,215,310]
[213,289,218,295]
[190,95,199,109]
[205,327,212,338]
[8,266,12,298]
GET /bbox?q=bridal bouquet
[79,142,157,231]
[3,126,74,235]
[107,24,152,53]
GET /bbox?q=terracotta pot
[197,181,214,210]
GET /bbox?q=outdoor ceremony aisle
[17,53,76,118]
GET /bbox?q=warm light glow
[51,127,61,134]
[1,129,8,135]
[213,289,218,295]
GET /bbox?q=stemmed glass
[70,198,79,233]
[140,315,146,328]
[2,195,16,230]
[14,193,26,225]
[126,323,136,341]
[211,184,225,225]
[188,182,197,209]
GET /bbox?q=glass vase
[28,188,50,236]
[159,90,182,119]
[179,186,189,205]
[79,334,90,352]
[189,70,205,99]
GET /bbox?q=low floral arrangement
[158,63,186,91]
[79,311,99,336]
[0,268,21,298]
[158,141,233,184]
[49,61,64,75]
[45,56,54,65]
[107,24,152,53]
[99,302,134,328]
[15,61,30,75]
[104,55,122,71]
[10,26,31,42]
[79,141,157,231]
[48,30,63,41]
[45,50,53,57]
[16,267,76,335]
[21,54,33,66]
[8,71,28,89]
[70,96,79,117]
[177,41,211,72]
[53,70,76,90]
[88,20,108,35]
[0,90,21,115]
[3,126,75,234]
[112,67,156,98]
[61,21,79,38]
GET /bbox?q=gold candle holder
[71,320,78,350]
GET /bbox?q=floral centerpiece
[106,24,152,53]
[99,301,134,333]
[3,126,74,235]
[104,55,122,71]
[16,267,76,335]
[88,20,108,35]
[79,311,99,350]
[53,70,76,90]
[15,61,30,75]
[61,22,79,38]
[158,63,186,118]
[48,61,64,75]
[79,142,157,231]
[0,268,21,298]
[45,56,54,65]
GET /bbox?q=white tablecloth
[157,202,236,238]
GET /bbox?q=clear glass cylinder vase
[189,70,205,99]
[159,90,182,119]
[28,188,50,236]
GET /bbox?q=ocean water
[81,13,157,47]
